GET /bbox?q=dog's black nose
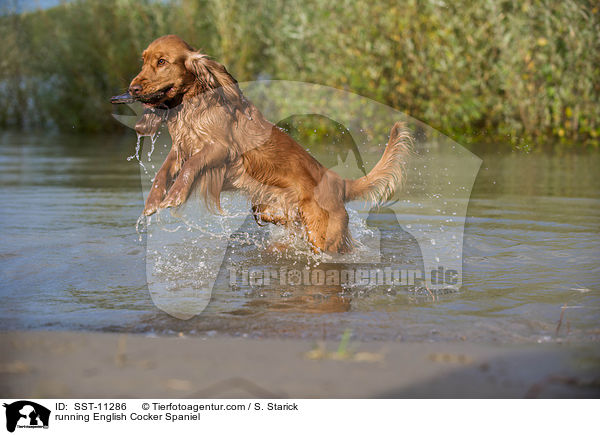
[129,84,142,96]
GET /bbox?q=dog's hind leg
[299,198,351,254]
[324,205,352,254]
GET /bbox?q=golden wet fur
[128,35,412,253]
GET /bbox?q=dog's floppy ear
[184,53,248,114]
[184,53,219,90]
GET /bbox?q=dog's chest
[167,115,212,158]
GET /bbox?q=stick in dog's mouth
[111,86,173,105]
[110,92,136,104]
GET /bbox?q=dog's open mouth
[111,85,173,105]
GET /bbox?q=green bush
[1,0,598,149]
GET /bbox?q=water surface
[0,132,598,343]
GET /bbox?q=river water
[0,132,598,343]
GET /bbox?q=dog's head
[127,34,244,110]
[128,35,195,107]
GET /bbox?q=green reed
[0,0,598,149]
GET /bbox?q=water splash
[127,134,148,174]
[143,195,383,271]
[135,213,147,242]
[147,131,160,160]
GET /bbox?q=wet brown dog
[122,35,412,253]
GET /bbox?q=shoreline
[2,330,599,398]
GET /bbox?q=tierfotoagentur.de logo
[3,401,50,433]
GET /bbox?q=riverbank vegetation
[1,0,598,150]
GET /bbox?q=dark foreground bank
[2,331,599,398]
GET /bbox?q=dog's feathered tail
[344,121,412,204]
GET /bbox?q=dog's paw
[143,203,158,216]
[143,193,163,216]
[159,189,185,209]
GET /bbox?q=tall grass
[1,0,598,149]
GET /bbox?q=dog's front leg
[159,146,228,210]
[144,149,178,216]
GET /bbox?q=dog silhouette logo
[3,401,50,432]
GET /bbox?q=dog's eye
[157,59,167,66]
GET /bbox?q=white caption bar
[1,399,596,434]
